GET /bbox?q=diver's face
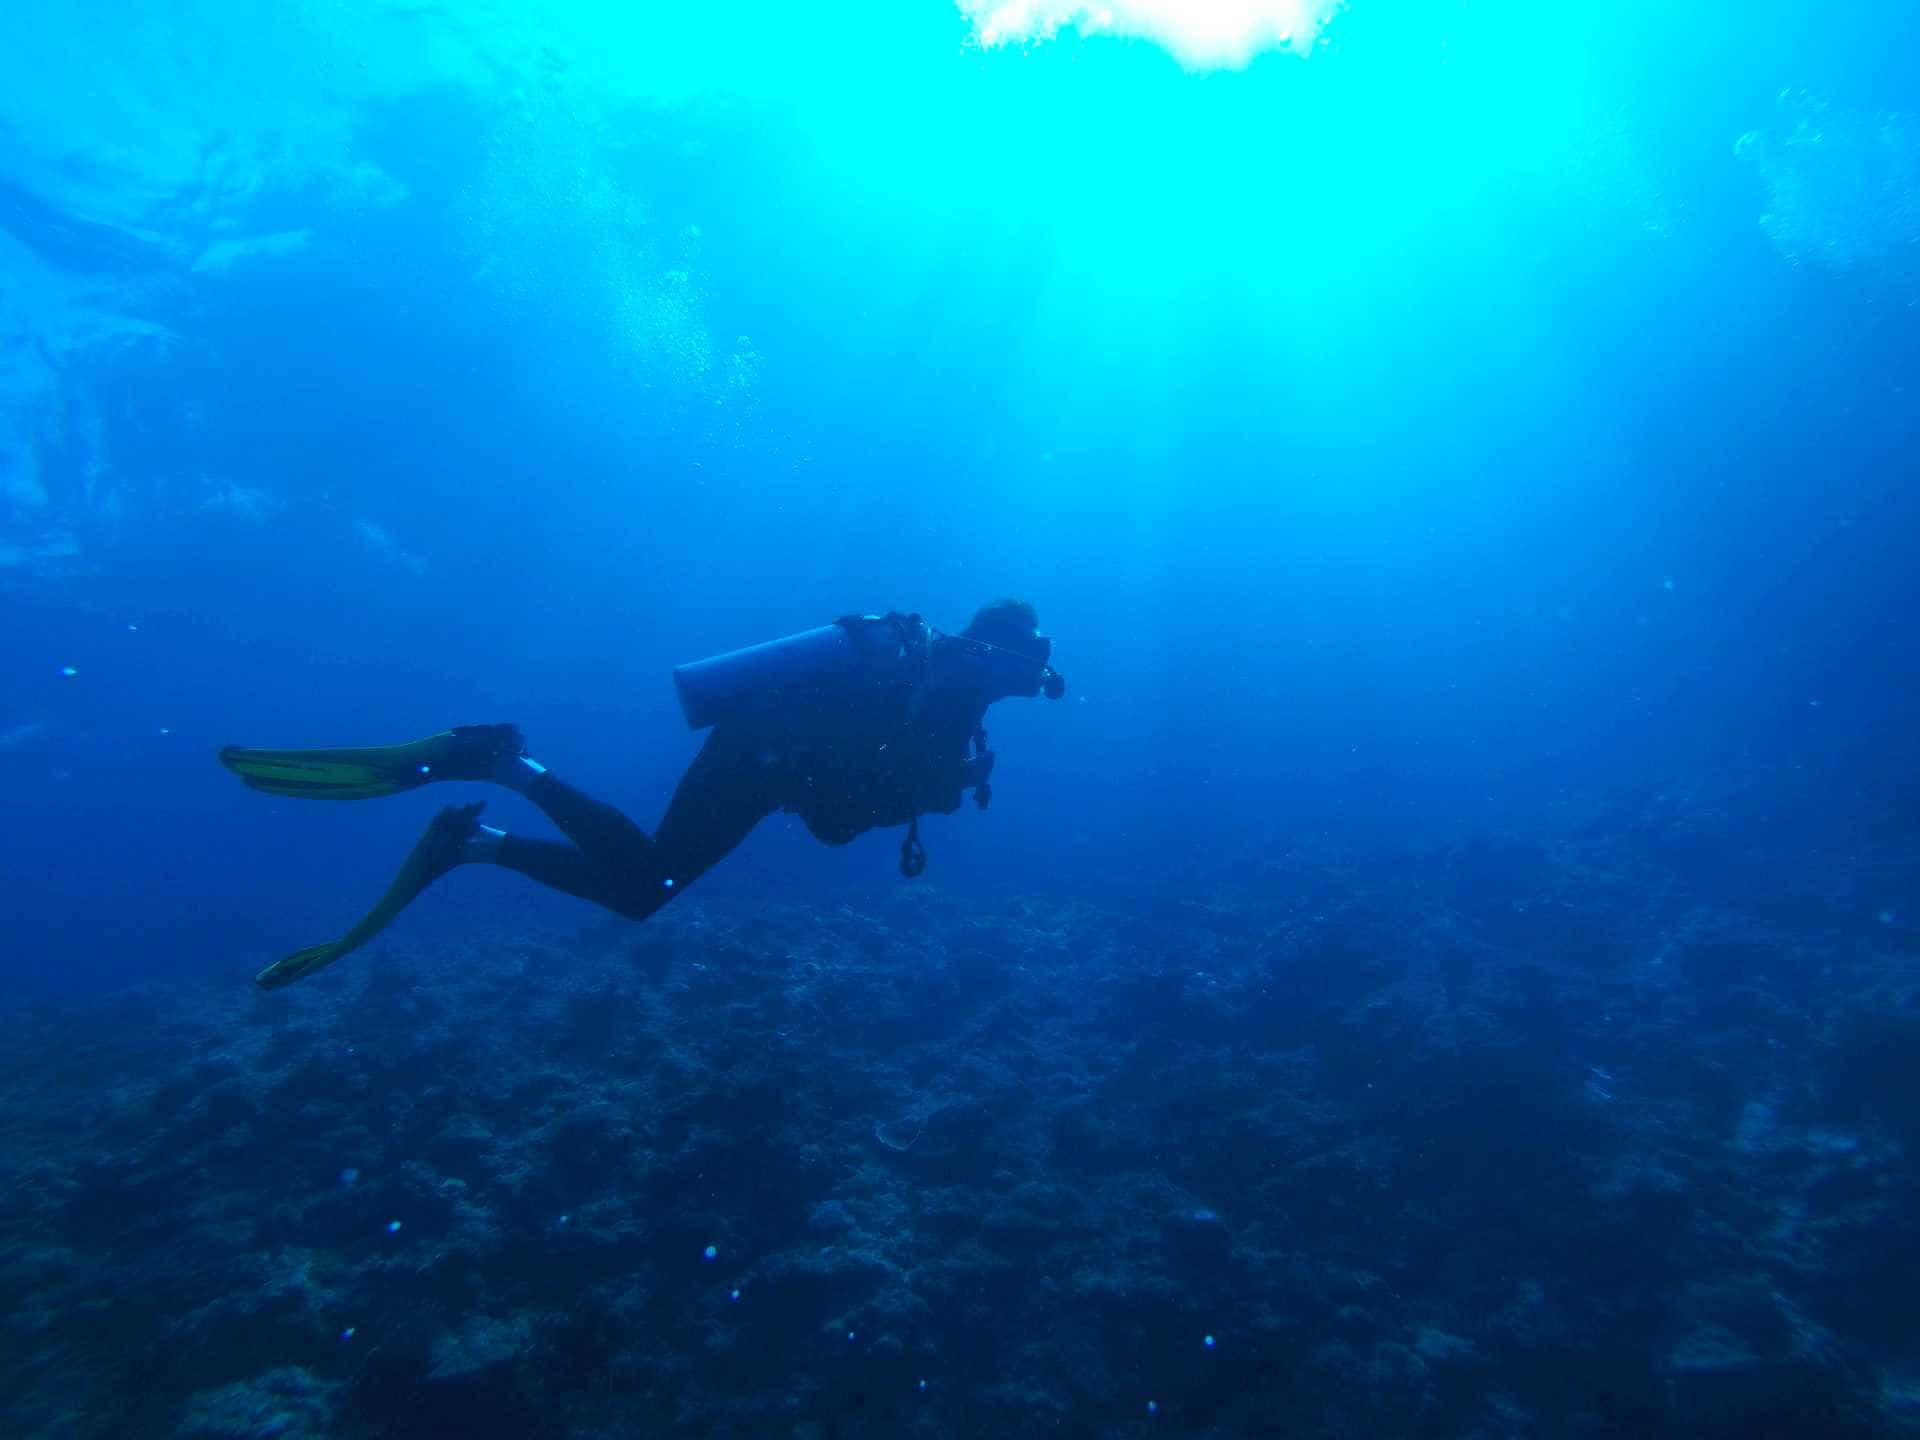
[976,633,1052,700]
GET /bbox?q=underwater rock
[1160,1205,1233,1273]
[807,1198,855,1234]
[176,1367,337,1440]
[430,1312,534,1380]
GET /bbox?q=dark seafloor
[4,766,1917,1440]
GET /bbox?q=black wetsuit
[492,673,990,920]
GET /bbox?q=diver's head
[954,598,1065,701]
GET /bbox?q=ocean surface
[3,2,1918,1436]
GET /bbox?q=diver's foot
[490,750,548,791]
[412,801,490,883]
[465,822,509,863]
[425,724,531,784]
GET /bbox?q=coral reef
[1,812,1914,1438]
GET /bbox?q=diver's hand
[965,747,996,809]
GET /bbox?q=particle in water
[1147,1400,1159,1415]
[729,1288,741,1302]
[702,1244,717,1261]
[387,1220,403,1234]
[340,1327,356,1341]
[339,1168,359,1186]
[1204,1334,1216,1348]
[60,666,77,677]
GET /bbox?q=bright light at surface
[958,0,1338,67]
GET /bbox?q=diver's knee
[609,878,678,921]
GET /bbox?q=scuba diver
[219,600,1065,989]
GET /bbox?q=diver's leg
[479,835,634,908]
[476,735,776,920]
[642,737,781,894]
[253,740,778,986]
[507,768,655,870]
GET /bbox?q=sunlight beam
[958,0,1340,68]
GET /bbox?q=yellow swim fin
[254,802,486,989]
[220,725,523,801]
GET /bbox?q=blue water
[3,4,1918,1436]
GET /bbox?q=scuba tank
[672,613,932,729]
